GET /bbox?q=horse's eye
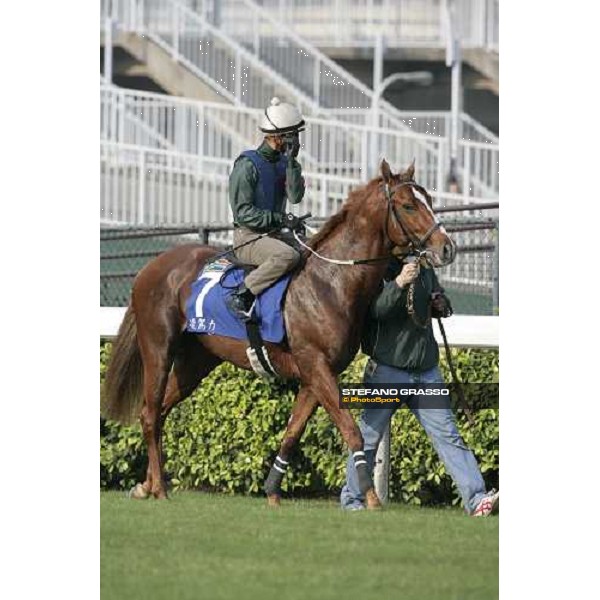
[402,204,416,212]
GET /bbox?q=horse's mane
[308,178,381,249]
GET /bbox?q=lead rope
[406,268,475,426]
[405,259,431,329]
[437,317,476,427]
[406,281,432,329]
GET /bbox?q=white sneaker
[472,489,499,517]
[341,502,365,511]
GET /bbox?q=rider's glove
[284,133,300,158]
[282,212,302,231]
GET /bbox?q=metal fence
[439,217,498,315]
[101,226,209,305]
[100,215,498,315]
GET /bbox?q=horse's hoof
[267,494,281,508]
[128,483,150,500]
[365,488,382,510]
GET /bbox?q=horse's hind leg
[137,345,173,499]
[133,296,181,499]
[133,336,221,499]
[264,387,318,507]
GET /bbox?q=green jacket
[229,142,305,232]
[361,260,444,372]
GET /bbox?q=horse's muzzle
[426,238,456,267]
[442,240,456,264]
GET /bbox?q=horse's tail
[101,305,144,425]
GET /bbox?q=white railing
[485,0,499,52]
[102,0,319,112]
[100,140,365,225]
[100,307,498,348]
[101,0,142,31]
[104,1,434,130]
[103,1,498,131]
[101,142,231,224]
[458,139,499,197]
[101,134,497,228]
[100,86,445,187]
[102,0,498,196]
[328,109,498,144]
[101,81,332,175]
[460,112,498,144]
[101,85,498,200]
[252,0,499,52]
[101,83,261,157]
[217,0,375,110]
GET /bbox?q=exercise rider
[227,97,306,319]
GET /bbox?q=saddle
[186,232,305,380]
[218,229,307,273]
[228,230,306,379]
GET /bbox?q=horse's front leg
[264,387,318,507]
[309,359,382,510]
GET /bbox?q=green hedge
[100,344,498,506]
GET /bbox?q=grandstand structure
[100,0,499,314]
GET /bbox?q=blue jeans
[340,363,487,513]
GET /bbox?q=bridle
[383,180,441,256]
[292,178,442,266]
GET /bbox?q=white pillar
[444,0,462,188]
[138,150,146,225]
[370,33,385,179]
[450,39,462,180]
[373,423,391,503]
[373,33,384,99]
[104,17,113,84]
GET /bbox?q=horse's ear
[381,159,393,183]
[405,159,415,181]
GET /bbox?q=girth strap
[245,317,278,379]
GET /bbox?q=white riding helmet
[260,97,305,134]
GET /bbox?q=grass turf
[101,491,498,600]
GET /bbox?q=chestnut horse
[102,161,455,509]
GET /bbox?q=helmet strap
[264,108,279,133]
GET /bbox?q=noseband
[383,180,441,255]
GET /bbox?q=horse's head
[379,159,456,267]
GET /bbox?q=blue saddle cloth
[185,258,291,343]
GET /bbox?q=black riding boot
[226,284,256,320]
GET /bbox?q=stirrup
[227,287,256,320]
[237,299,256,322]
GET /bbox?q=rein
[292,231,379,265]
[214,180,441,268]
